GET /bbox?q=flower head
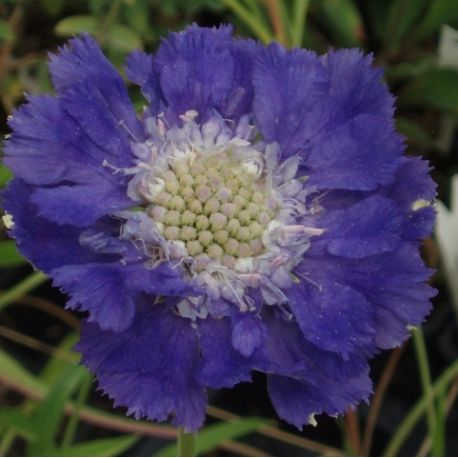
[2,25,436,431]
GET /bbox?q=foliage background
[0,0,457,456]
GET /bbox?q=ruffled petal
[124,50,163,115]
[230,311,266,357]
[2,180,105,272]
[30,182,133,227]
[154,24,256,121]
[51,261,197,331]
[296,245,435,350]
[253,47,394,159]
[383,156,437,240]
[287,280,375,357]
[305,115,403,191]
[267,369,371,430]
[316,195,404,259]
[52,263,136,332]
[5,95,111,185]
[197,318,253,388]
[49,35,144,141]
[252,43,328,157]
[76,305,207,432]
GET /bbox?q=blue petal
[252,43,327,157]
[30,182,133,227]
[383,156,437,240]
[49,35,144,141]
[197,317,253,388]
[267,369,371,430]
[52,263,136,332]
[258,309,369,379]
[154,24,256,121]
[124,50,163,115]
[51,261,197,331]
[316,195,404,258]
[76,305,207,432]
[253,47,395,159]
[297,245,435,350]
[305,115,403,191]
[60,80,137,167]
[287,280,376,357]
[2,180,105,272]
[230,312,266,357]
[5,95,113,185]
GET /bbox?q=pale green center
[148,152,277,267]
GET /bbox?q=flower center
[146,150,278,268]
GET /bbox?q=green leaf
[412,0,458,43]
[39,333,80,385]
[398,68,458,111]
[383,0,428,48]
[105,24,142,52]
[33,365,87,441]
[55,15,98,36]
[0,349,47,396]
[0,19,13,41]
[26,366,87,455]
[0,164,13,188]
[396,117,435,147]
[385,56,436,83]
[311,0,362,47]
[50,436,138,457]
[0,240,25,268]
[0,408,38,441]
[155,418,267,456]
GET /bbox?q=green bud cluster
[148,152,277,267]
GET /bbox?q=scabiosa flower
[2,25,436,431]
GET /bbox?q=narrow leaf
[50,435,138,457]
[33,365,87,441]
[413,0,458,43]
[398,68,458,111]
[0,408,38,440]
[384,0,427,47]
[0,240,25,268]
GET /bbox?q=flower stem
[177,428,196,457]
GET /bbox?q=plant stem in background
[383,360,458,456]
[362,347,403,455]
[177,428,196,457]
[411,327,439,455]
[291,0,310,47]
[344,409,362,456]
[264,0,288,46]
[0,271,47,311]
[222,0,273,44]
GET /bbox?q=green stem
[411,327,437,453]
[383,359,458,456]
[177,428,196,457]
[61,374,92,448]
[222,0,273,43]
[0,271,47,311]
[291,0,310,47]
[0,429,16,455]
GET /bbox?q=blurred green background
[1,0,458,456]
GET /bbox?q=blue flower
[2,25,436,432]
